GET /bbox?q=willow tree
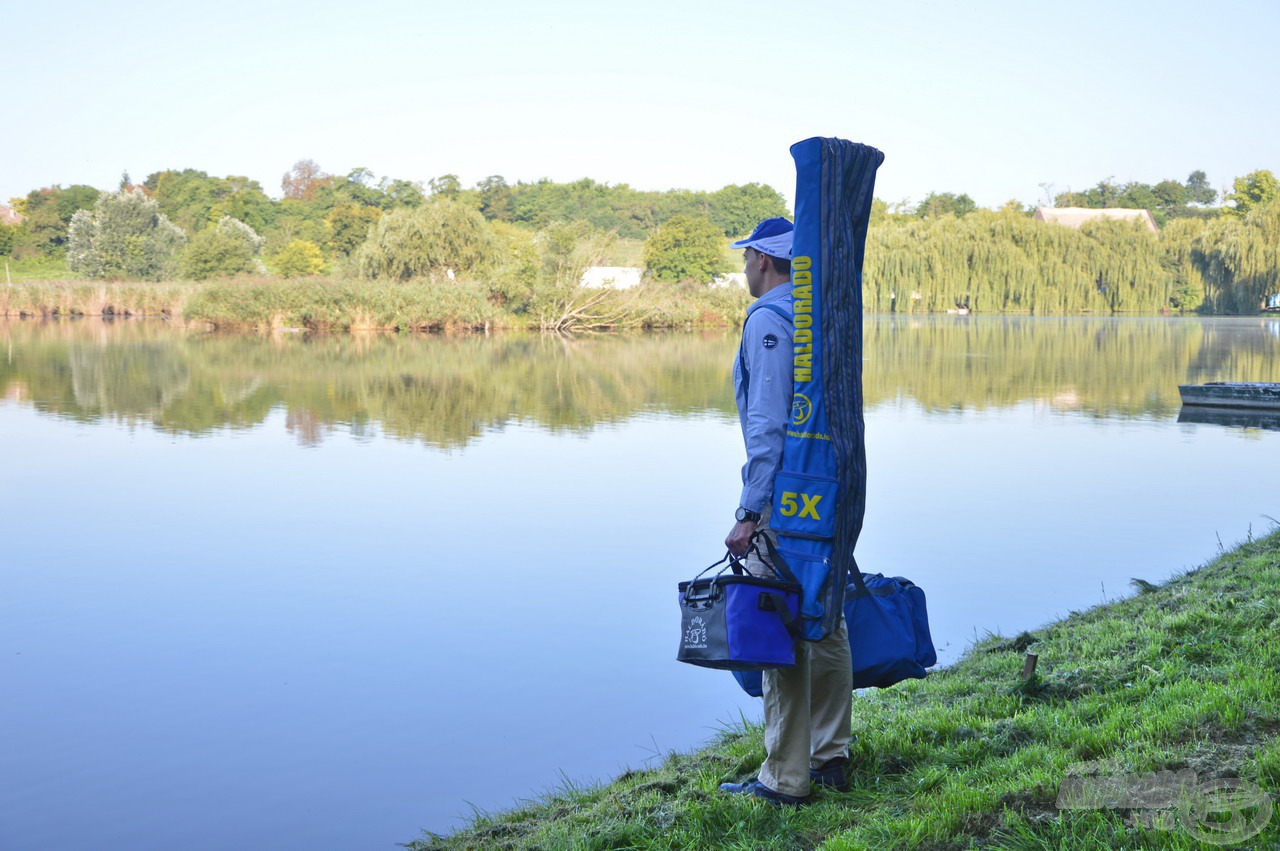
[1159,218,1210,312]
[355,198,499,281]
[1192,198,1280,313]
[864,211,1171,315]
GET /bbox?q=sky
[3,0,1278,211]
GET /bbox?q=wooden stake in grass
[1022,652,1039,680]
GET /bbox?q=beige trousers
[743,504,853,797]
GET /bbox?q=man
[720,217,853,806]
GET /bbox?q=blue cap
[730,217,794,259]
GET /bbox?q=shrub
[644,215,731,284]
[178,216,265,280]
[527,222,620,329]
[486,221,540,310]
[271,240,325,278]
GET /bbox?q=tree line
[882,169,1273,225]
[0,162,785,271]
[865,191,1279,315]
[3,160,1278,316]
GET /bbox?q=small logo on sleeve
[762,334,778,349]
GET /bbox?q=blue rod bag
[731,137,887,696]
[766,136,884,641]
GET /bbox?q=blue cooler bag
[732,563,936,694]
[677,542,802,671]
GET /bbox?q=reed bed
[2,277,752,331]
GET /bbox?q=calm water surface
[3,316,1280,849]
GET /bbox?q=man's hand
[725,520,757,558]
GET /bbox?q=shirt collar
[752,280,793,309]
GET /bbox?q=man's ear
[751,249,769,273]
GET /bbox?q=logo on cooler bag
[684,616,708,649]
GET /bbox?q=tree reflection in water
[3,316,1280,448]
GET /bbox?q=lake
[3,315,1279,850]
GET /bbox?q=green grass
[408,529,1280,849]
[2,256,75,281]
[593,239,743,278]
[600,238,646,267]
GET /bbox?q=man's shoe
[718,777,808,806]
[810,757,850,792]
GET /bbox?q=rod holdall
[676,533,802,671]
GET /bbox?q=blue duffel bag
[732,562,936,695]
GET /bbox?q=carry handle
[689,545,760,585]
[846,554,897,599]
[749,531,801,586]
[688,551,732,583]
[682,551,737,602]
[848,554,869,595]
[683,532,800,603]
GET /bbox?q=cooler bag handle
[682,552,735,602]
[684,549,767,600]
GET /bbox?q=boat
[1178,382,1280,411]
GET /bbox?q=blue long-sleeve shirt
[733,282,793,513]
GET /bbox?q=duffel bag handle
[846,555,897,600]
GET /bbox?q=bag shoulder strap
[738,303,794,397]
[748,302,793,324]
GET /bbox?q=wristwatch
[735,506,762,523]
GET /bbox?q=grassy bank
[410,529,1280,850]
[1,256,77,282]
[0,278,752,331]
